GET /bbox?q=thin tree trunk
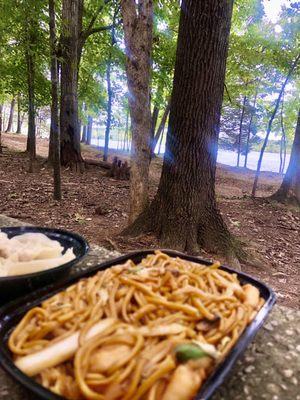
[282,127,287,174]
[86,116,93,145]
[252,54,300,197]
[60,0,83,169]
[126,111,130,152]
[49,0,61,200]
[0,104,2,154]
[81,125,87,143]
[151,100,170,157]
[0,104,3,132]
[104,59,112,161]
[25,31,36,169]
[80,102,87,143]
[36,113,42,138]
[125,110,129,151]
[244,90,258,168]
[237,95,247,167]
[151,105,159,139]
[121,0,153,223]
[15,94,22,133]
[117,127,120,150]
[279,97,284,173]
[123,110,129,151]
[5,98,15,133]
[271,109,300,204]
[124,0,243,264]
[48,61,58,163]
[2,105,7,132]
[158,124,165,155]
[279,135,284,174]
[279,98,287,174]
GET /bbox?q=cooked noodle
[9,251,264,400]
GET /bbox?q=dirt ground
[0,133,299,309]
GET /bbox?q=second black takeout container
[0,226,89,304]
[0,249,276,400]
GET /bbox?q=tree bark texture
[86,115,93,145]
[125,0,241,261]
[49,0,62,200]
[121,0,153,223]
[5,98,15,133]
[104,59,112,161]
[60,0,83,169]
[252,54,300,197]
[271,109,300,205]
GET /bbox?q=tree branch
[82,0,111,41]
[224,83,232,104]
[85,24,114,37]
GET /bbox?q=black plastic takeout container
[0,226,89,304]
[0,249,276,400]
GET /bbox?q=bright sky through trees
[263,0,291,22]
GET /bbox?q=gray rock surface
[0,215,299,400]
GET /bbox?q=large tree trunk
[59,0,111,168]
[252,54,300,197]
[271,109,300,205]
[124,0,242,263]
[15,94,22,134]
[60,0,83,169]
[86,115,93,145]
[121,0,153,223]
[237,95,247,167]
[104,59,112,161]
[49,0,62,200]
[5,98,15,133]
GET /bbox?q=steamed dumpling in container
[0,232,75,277]
[10,233,64,261]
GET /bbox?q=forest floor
[0,133,299,309]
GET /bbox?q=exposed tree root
[269,192,300,208]
[122,204,257,272]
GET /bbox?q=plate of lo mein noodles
[0,250,276,400]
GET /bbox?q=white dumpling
[0,232,75,277]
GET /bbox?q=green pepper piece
[175,343,208,363]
